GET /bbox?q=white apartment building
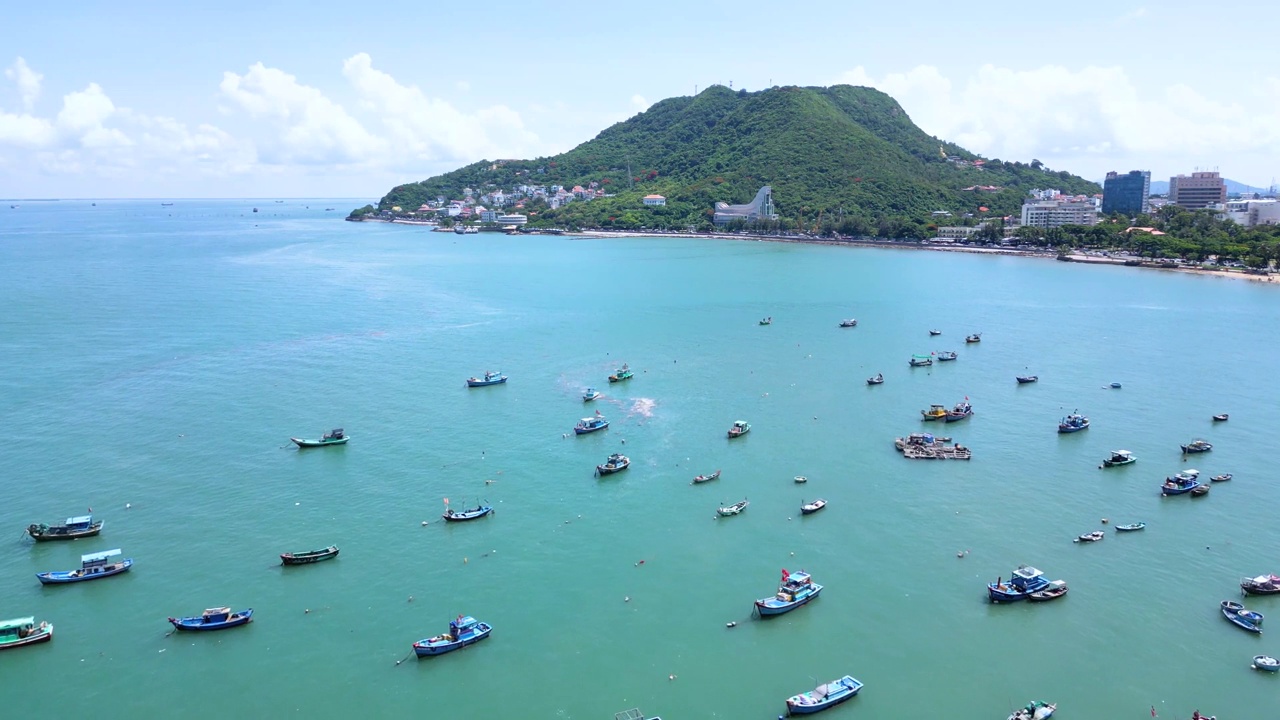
[1020,198,1099,228]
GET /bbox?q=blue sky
[1,0,1276,198]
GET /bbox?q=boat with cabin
[759,317,772,325]
[1221,600,1263,633]
[929,329,942,336]
[1027,580,1068,602]
[1212,414,1229,422]
[1253,655,1279,672]
[909,354,934,367]
[608,363,633,383]
[866,373,883,385]
[1102,450,1135,468]
[1115,523,1146,532]
[37,549,132,584]
[1241,575,1280,596]
[413,615,492,657]
[0,617,53,650]
[1008,701,1056,720]
[574,412,609,435]
[168,607,253,631]
[921,404,948,422]
[615,709,662,720]
[583,387,601,401]
[784,675,863,715]
[692,469,720,484]
[596,453,630,475]
[717,500,749,516]
[280,545,340,565]
[26,514,104,541]
[755,569,822,616]
[466,370,507,387]
[442,503,493,521]
[944,400,973,422]
[800,498,827,515]
[838,319,858,328]
[1016,375,1038,384]
[291,428,348,447]
[988,566,1051,602]
[965,333,982,343]
[1058,413,1089,433]
[728,420,751,438]
[936,351,958,362]
[1182,439,1213,454]
[1073,531,1104,543]
[1162,470,1202,496]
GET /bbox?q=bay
[1,200,1277,719]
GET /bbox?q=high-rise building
[1020,198,1099,228]
[1169,171,1226,209]
[1101,170,1150,215]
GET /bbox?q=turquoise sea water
[2,200,1278,719]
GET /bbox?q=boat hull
[413,624,492,656]
[291,437,349,448]
[1057,424,1088,433]
[27,522,104,541]
[596,464,628,475]
[442,507,493,521]
[692,470,721,484]
[281,547,340,564]
[786,688,858,714]
[37,559,133,584]
[169,610,253,631]
[574,422,608,435]
[1102,459,1135,467]
[466,378,507,387]
[756,586,823,616]
[0,624,52,650]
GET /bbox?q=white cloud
[631,94,649,111]
[837,63,1280,181]
[57,83,116,134]
[5,57,42,111]
[0,111,55,147]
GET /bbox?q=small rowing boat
[800,498,827,515]
[692,469,721,484]
[717,500,748,516]
[280,545,339,565]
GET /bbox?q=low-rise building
[642,194,666,206]
[494,213,528,226]
[1020,198,1099,228]
[1221,199,1280,227]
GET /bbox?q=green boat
[280,545,340,565]
[1101,450,1136,468]
[608,364,633,383]
[0,617,53,651]
[291,428,348,448]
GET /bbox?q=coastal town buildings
[494,213,528,226]
[1020,196,1100,228]
[642,194,666,206]
[1220,199,1280,227]
[1101,170,1151,215]
[713,186,778,226]
[1169,171,1227,209]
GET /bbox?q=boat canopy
[203,607,231,617]
[82,549,121,563]
[913,354,932,359]
[66,515,93,525]
[0,617,36,630]
[1111,450,1132,457]
[451,616,478,630]
[788,571,811,583]
[1013,566,1043,579]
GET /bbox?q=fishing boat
[1057,413,1089,433]
[909,354,934,367]
[608,363,633,383]
[759,317,772,326]
[1162,471,1202,496]
[1101,450,1135,468]
[615,709,662,720]
[988,566,1051,603]
[920,404,948,422]
[1212,414,1229,422]
[168,607,253,631]
[596,454,630,475]
[574,412,609,435]
[1241,575,1280,595]
[1211,473,1232,482]
[1008,700,1057,720]
[36,549,132,584]
[1221,600,1264,633]
[929,329,942,336]
[1115,522,1146,532]
[413,615,492,657]
[291,428,348,447]
[1253,655,1279,672]
[1073,531,1104,543]
[717,500,749,516]
[838,319,858,327]
[1016,375,1039,384]
[0,617,53,650]
[1182,439,1213,454]
[442,503,494,521]
[944,400,973,422]
[794,475,808,484]
[1110,382,1122,389]
[466,370,507,387]
[755,569,823,616]
[800,498,827,515]
[692,469,721,484]
[784,675,863,715]
[727,420,751,438]
[936,351,958,362]
[583,387,601,401]
[280,545,340,565]
[1190,484,1210,497]
[26,514,104,541]
[1028,580,1069,602]
[965,333,982,343]
[866,373,883,385]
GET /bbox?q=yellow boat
[921,404,948,421]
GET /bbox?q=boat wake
[629,398,657,418]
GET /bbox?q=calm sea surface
[2,200,1278,719]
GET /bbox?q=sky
[1,0,1277,199]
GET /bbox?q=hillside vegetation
[372,84,1100,234]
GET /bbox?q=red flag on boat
[781,569,790,579]
[595,409,601,416]
[1151,707,1157,717]
[443,498,449,505]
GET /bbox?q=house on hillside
[642,194,666,206]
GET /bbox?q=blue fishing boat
[838,319,858,328]
[988,566,1050,602]
[785,674,863,715]
[1181,439,1213,454]
[36,549,132,584]
[1222,600,1263,633]
[936,351,957,362]
[944,400,973,422]
[596,453,630,475]
[755,569,823,616]
[442,503,493,521]
[1253,655,1279,672]
[466,370,507,387]
[168,607,253,632]
[413,615,492,657]
[1008,700,1057,720]
[1162,470,1201,496]
[574,412,609,435]
[583,387,601,401]
[1057,413,1089,433]
[1016,375,1038,384]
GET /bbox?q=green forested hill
[369,84,1100,234]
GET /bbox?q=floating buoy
[624,596,630,602]
[421,521,429,526]
[668,674,676,681]
[125,503,131,509]
[407,596,413,603]
[304,609,310,614]
[1101,518,1109,524]
[726,621,737,628]
[957,551,964,558]
[636,560,646,566]
[464,557,468,564]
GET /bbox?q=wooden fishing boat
[692,469,721,484]
[1190,484,1210,497]
[1073,531,1104,543]
[1212,414,1229,422]
[1028,580,1068,602]
[1253,655,1279,672]
[442,504,493,521]
[291,428,348,447]
[1241,574,1280,596]
[965,333,982,343]
[574,413,609,434]
[1211,473,1232,482]
[1016,375,1038,384]
[755,569,822,616]
[988,566,1051,603]
[1181,439,1213,454]
[838,319,857,328]
[800,498,827,515]
[920,404,948,421]
[280,545,340,565]
[944,400,973,422]
[596,454,630,475]
[1008,700,1056,720]
[759,317,772,325]
[866,373,883,385]
[0,617,52,650]
[909,354,934,367]
[169,607,252,631]
[413,615,492,657]
[36,549,132,584]
[1115,522,1146,532]
[793,475,807,484]
[929,329,942,336]
[1222,600,1263,633]
[26,514,103,541]
[727,420,751,438]
[1058,413,1089,433]
[784,675,863,715]
[608,363,633,383]
[582,387,601,401]
[936,351,958,362]
[717,500,748,516]
[466,370,507,387]
[1101,450,1135,467]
